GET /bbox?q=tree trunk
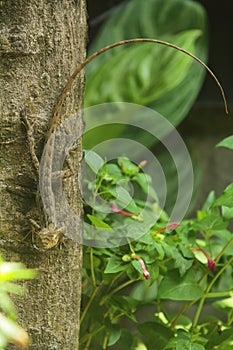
[0,1,87,349]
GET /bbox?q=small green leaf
[222,206,233,219]
[216,135,233,150]
[202,191,216,211]
[206,328,233,349]
[0,281,24,295]
[118,157,139,176]
[163,244,193,276]
[175,340,205,350]
[213,297,233,311]
[214,183,233,208]
[107,325,121,346]
[104,256,126,274]
[87,214,113,231]
[115,187,140,214]
[158,269,203,300]
[84,149,104,174]
[131,260,143,276]
[102,163,123,182]
[133,173,152,195]
[195,214,228,231]
[0,263,37,282]
[0,312,29,348]
[0,292,16,319]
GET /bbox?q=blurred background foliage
[0,255,37,349]
[83,0,209,215]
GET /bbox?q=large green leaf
[85,30,201,107]
[84,0,208,148]
[158,269,203,300]
[138,322,173,350]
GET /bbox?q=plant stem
[170,270,208,328]
[80,285,99,325]
[107,271,125,292]
[172,238,233,329]
[90,248,96,287]
[81,325,105,347]
[100,279,135,306]
[83,336,92,350]
[193,256,233,328]
[215,237,233,263]
[103,335,108,349]
[206,290,232,298]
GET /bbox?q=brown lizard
[23,38,228,250]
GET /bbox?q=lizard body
[23,38,227,249]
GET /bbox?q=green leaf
[115,187,140,214]
[118,157,139,176]
[130,280,158,303]
[0,292,16,319]
[0,263,37,282]
[202,191,216,211]
[87,214,113,231]
[109,295,138,322]
[138,322,173,350]
[214,183,233,208]
[84,0,208,149]
[216,135,233,150]
[85,29,201,109]
[175,340,205,350]
[195,214,228,231]
[206,328,233,350]
[133,173,152,195]
[102,163,123,182]
[107,325,121,346]
[0,313,29,349]
[213,297,233,311]
[104,256,126,274]
[0,331,8,349]
[0,281,24,295]
[222,206,233,219]
[191,343,206,350]
[117,329,138,349]
[163,244,193,276]
[84,149,104,174]
[158,269,203,300]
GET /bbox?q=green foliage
[85,29,200,107]
[80,2,231,349]
[81,155,233,349]
[216,135,233,150]
[0,255,37,349]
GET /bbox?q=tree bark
[0,1,87,349]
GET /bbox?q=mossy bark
[0,1,87,349]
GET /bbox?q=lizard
[23,38,228,250]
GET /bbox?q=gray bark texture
[0,1,87,349]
